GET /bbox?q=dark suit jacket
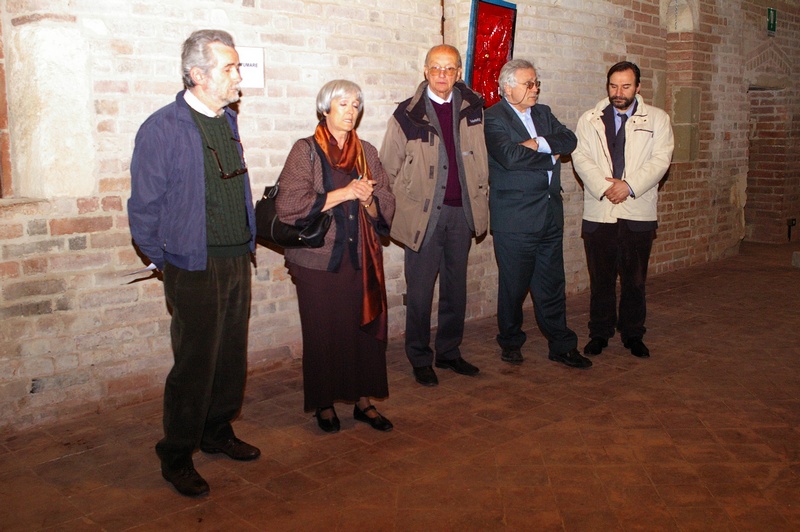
[484,99,577,233]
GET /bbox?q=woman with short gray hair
[275,80,396,434]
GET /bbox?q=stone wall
[1,0,797,431]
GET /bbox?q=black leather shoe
[161,464,210,497]
[413,366,439,386]
[549,348,593,369]
[201,437,261,461]
[314,407,341,433]
[501,348,524,365]
[354,405,393,432]
[583,337,608,356]
[435,356,480,376]
[623,338,650,358]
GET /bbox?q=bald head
[424,44,463,100]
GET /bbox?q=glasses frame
[522,80,541,91]
[427,66,459,77]
[206,138,248,180]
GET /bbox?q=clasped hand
[603,178,630,204]
[346,178,376,204]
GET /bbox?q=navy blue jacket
[484,99,577,233]
[128,91,256,271]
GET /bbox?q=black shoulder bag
[255,140,332,248]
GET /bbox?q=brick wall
[0,15,9,197]
[1,0,798,431]
[747,89,798,243]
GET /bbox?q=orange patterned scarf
[314,120,387,341]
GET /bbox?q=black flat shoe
[354,404,393,432]
[314,406,340,433]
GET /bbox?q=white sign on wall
[236,46,264,89]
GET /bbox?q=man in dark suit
[484,59,591,369]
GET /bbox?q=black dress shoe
[623,338,650,358]
[501,348,524,365]
[435,356,480,376]
[354,405,393,432]
[548,348,593,369]
[201,437,261,461]
[413,365,439,386]
[314,407,341,433]
[161,464,210,497]
[583,337,608,356]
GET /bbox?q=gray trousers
[404,205,473,367]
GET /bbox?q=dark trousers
[156,253,251,470]
[582,220,654,342]
[493,205,577,356]
[404,205,473,367]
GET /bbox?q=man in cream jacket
[572,61,674,359]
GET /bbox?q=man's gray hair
[181,29,236,88]
[316,79,364,118]
[498,59,535,94]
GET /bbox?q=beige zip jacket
[572,95,674,223]
[380,81,489,251]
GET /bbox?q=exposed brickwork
[0,0,797,430]
[0,16,8,197]
[747,89,798,242]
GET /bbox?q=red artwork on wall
[467,0,517,108]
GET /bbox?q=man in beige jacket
[380,45,489,386]
[572,61,674,359]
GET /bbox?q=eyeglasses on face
[206,138,248,180]
[521,80,542,90]
[428,66,459,77]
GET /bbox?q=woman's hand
[345,178,376,204]
[322,178,377,212]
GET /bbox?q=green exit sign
[768,8,777,34]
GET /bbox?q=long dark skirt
[288,256,389,412]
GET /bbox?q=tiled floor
[2,242,799,531]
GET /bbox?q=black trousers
[582,220,654,342]
[493,205,577,356]
[156,253,251,470]
[404,205,473,367]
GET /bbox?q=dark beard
[611,96,634,110]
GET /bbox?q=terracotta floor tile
[614,504,678,531]
[503,508,564,531]
[594,463,652,487]
[499,485,559,510]
[667,507,737,531]
[656,483,718,507]
[561,507,621,531]
[2,242,799,530]
[644,463,701,485]
[604,483,666,509]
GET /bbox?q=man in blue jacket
[128,29,259,497]
[484,59,591,370]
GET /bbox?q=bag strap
[267,138,317,199]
